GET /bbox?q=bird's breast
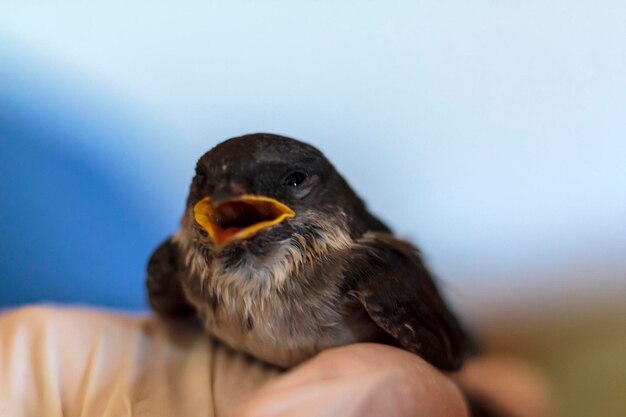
[182,253,379,367]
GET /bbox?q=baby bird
[146,133,470,371]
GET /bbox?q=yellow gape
[193,195,295,248]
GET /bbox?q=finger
[232,344,468,417]
[455,355,555,417]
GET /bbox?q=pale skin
[0,307,554,417]
[233,344,555,417]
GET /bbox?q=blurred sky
[1,2,625,319]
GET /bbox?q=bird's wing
[146,237,195,317]
[347,232,470,371]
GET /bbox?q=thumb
[232,344,468,417]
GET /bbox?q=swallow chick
[146,133,470,371]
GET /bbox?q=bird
[146,133,470,371]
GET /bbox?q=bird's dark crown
[186,133,390,253]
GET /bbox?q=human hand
[232,344,553,417]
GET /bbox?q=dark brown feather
[146,237,195,317]
[347,232,470,371]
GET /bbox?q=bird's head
[180,133,389,268]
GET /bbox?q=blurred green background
[485,306,626,417]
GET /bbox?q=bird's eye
[283,172,307,187]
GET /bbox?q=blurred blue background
[1,2,625,319]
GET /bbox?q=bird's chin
[199,224,293,257]
[202,230,298,282]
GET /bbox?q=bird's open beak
[193,195,295,247]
